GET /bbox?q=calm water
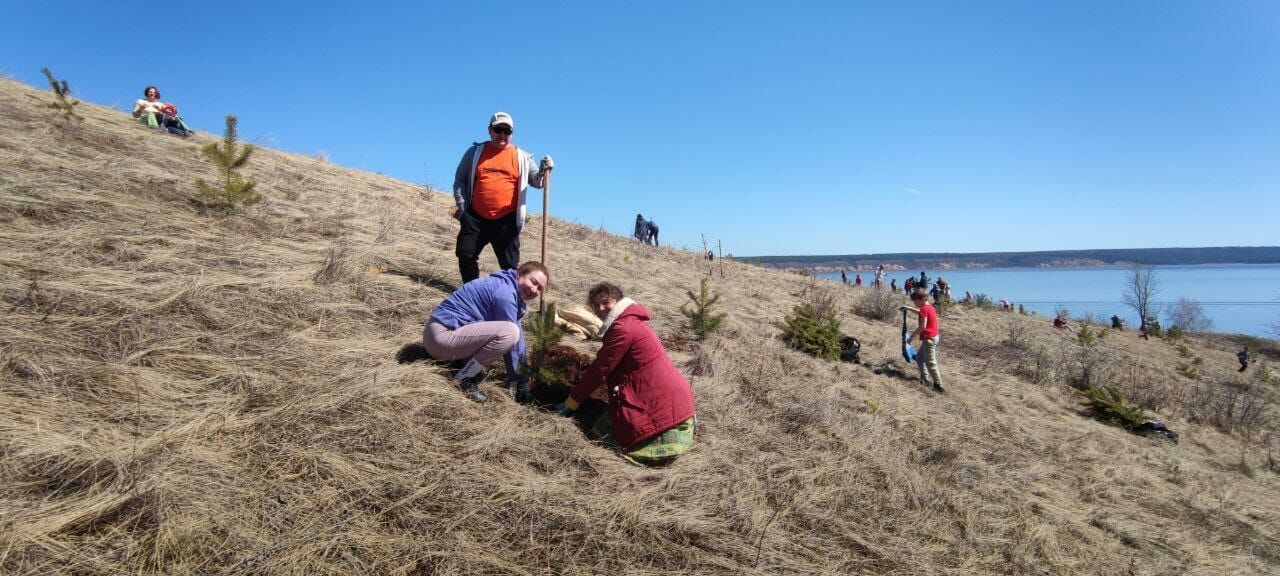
[818,264,1280,337]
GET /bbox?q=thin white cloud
[904,187,922,196]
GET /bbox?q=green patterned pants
[588,413,695,467]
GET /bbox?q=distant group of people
[421,112,693,467]
[131,85,193,137]
[634,214,659,246]
[843,268,953,304]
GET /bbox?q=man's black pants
[456,210,520,283]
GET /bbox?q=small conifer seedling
[520,303,592,404]
[41,67,83,123]
[680,277,727,339]
[196,115,259,214]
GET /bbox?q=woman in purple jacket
[422,261,548,403]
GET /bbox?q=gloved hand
[540,155,554,171]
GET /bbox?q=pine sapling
[519,303,592,403]
[41,67,82,123]
[776,303,842,361]
[521,302,567,386]
[680,277,727,339]
[1080,386,1149,430]
[196,115,259,213]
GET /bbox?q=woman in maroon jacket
[561,283,696,466]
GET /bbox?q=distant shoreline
[737,246,1280,272]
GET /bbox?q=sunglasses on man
[491,125,512,135]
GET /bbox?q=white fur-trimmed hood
[594,297,636,340]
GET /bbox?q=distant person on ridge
[452,112,553,283]
[634,214,648,242]
[841,271,847,284]
[904,277,914,295]
[900,289,944,393]
[918,271,930,291]
[1111,314,1124,330]
[874,264,885,288]
[1238,348,1250,372]
[644,219,660,246]
[890,278,898,293]
[559,282,696,466]
[421,261,548,403]
[854,274,862,287]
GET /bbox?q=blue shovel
[901,308,917,363]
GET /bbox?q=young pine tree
[520,302,567,385]
[1080,386,1149,430]
[41,67,82,123]
[777,303,842,361]
[680,277,727,339]
[196,115,259,213]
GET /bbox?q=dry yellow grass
[2,77,1278,575]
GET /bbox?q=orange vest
[471,144,519,219]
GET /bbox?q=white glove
[540,155,554,171]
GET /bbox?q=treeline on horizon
[739,246,1280,269]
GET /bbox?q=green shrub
[1081,386,1149,430]
[974,293,994,309]
[777,303,841,361]
[196,115,259,213]
[680,277,727,339]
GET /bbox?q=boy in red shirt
[900,289,944,393]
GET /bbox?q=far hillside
[2,77,1279,575]
[743,246,1280,270]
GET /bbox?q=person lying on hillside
[1052,316,1071,330]
[131,86,193,137]
[558,282,696,466]
[420,261,547,403]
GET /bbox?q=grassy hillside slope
[2,77,1278,575]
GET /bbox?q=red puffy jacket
[569,303,696,449]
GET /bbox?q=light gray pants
[422,320,519,367]
[916,336,942,386]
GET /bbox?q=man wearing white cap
[452,112,553,283]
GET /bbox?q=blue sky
[4,1,1278,256]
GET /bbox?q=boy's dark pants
[456,210,520,283]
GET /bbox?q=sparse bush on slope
[40,67,82,124]
[853,283,899,321]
